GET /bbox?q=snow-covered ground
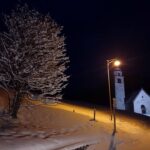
[0,100,150,150]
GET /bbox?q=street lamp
[107,59,121,121]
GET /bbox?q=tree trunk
[11,91,22,118]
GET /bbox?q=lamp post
[107,59,121,121]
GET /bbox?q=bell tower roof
[114,67,122,76]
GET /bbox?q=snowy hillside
[0,100,150,150]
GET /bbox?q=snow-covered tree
[0,4,69,118]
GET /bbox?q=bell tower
[114,68,125,110]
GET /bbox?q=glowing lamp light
[114,60,121,67]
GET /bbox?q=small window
[118,73,120,76]
[117,78,121,83]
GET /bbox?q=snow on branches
[0,4,69,101]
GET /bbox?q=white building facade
[113,68,150,117]
[114,68,126,110]
[133,89,150,117]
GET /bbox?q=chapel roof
[126,88,150,104]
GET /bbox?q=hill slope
[0,100,149,150]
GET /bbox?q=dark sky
[0,0,150,105]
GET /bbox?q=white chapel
[133,89,150,117]
[113,68,150,117]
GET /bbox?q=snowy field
[0,100,150,150]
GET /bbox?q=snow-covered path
[0,118,108,150]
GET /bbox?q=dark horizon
[1,0,150,105]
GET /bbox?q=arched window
[141,105,146,114]
[117,78,121,83]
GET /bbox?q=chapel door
[141,105,146,114]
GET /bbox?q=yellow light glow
[114,60,121,67]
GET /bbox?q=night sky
[0,0,150,105]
